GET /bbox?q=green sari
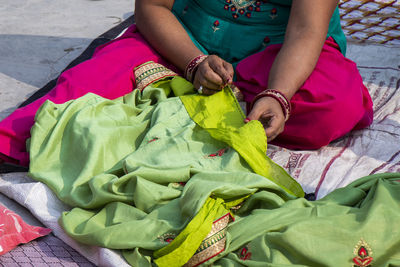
[27,71,400,266]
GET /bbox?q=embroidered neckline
[231,0,256,9]
[224,0,264,19]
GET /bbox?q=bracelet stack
[184,55,208,82]
[250,89,291,121]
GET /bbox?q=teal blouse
[172,0,346,65]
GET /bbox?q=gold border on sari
[134,61,178,91]
[184,213,231,267]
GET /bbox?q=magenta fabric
[235,38,373,150]
[0,25,176,166]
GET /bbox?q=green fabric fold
[28,76,298,265]
[211,173,400,266]
[27,75,400,266]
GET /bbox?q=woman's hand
[193,55,234,95]
[246,97,286,142]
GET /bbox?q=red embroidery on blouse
[213,20,220,32]
[270,7,278,19]
[182,5,189,15]
[263,36,271,46]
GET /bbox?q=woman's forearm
[267,30,326,100]
[135,0,203,71]
[267,0,338,100]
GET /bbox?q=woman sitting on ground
[0,0,373,166]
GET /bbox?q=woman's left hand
[246,96,286,142]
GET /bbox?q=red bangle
[184,55,208,82]
[250,89,291,121]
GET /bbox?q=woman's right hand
[246,96,286,142]
[193,55,234,95]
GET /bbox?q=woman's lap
[235,38,373,149]
[0,30,373,165]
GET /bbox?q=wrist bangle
[250,89,291,121]
[184,55,208,83]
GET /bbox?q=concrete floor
[0,0,134,121]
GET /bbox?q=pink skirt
[0,27,373,166]
[235,37,373,150]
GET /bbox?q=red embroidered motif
[353,239,373,267]
[239,245,252,261]
[263,36,270,46]
[158,233,176,244]
[212,20,220,32]
[206,148,229,158]
[182,5,188,15]
[147,137,159,143]
[270,7,278,19]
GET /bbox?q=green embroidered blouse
[172,0,346,65]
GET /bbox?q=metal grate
[339,0,400,45]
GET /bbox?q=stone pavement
[0,0,133,121]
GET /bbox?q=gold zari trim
[134,61,177,91]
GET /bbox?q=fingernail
[244,118,250,123]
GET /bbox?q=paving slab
[0,0,133,120]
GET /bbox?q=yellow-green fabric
[180,85,303,197]
[154,196,245,267]
[154,197,227,267]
